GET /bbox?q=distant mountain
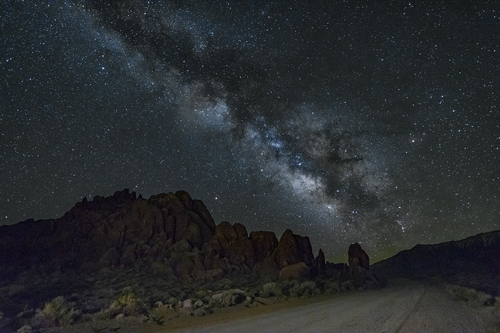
[0,189,323,282]
[371,230,500,295]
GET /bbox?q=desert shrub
[110,287,140,315]
[93,287,143,319]
[217,278,234,290]
[210,289,246,307]
[262,282,283,297]
[16,324,33,333]
[167,296,179,307]
[324,280,341,294]
[32,296,79,328]
[445,284,494,307]
[281,279,297,293]
[289,281,320,298]
[340,280,354,291]
[7,284,26,296]
[186,289,209,303]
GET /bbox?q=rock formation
[316,249,326,274]
[0,189,322,283]
[276,229,315,269]
[348,242,369,270]
[0,189,386,332]
[279,262,310,280]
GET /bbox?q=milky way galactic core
[1,1,498,262]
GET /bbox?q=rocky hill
[0,189,383,332]
[371,230,500,295]
[0,189,332,283]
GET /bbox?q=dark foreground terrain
[1,189,499,332]
[0,190,378,332]
[167,280,499,333]
[24,280,500,333]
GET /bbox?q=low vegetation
[31,296,80,330]
[2,265,380,331]
[445,284,498,308]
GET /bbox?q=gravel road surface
[172,281,498,333]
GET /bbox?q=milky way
[1,1,499,262]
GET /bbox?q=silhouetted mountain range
[371,230,500,295]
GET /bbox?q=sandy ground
[49,279,500,333]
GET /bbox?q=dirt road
[171,281,498,333]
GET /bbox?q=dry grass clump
[260,280,321,298]
[108,287,142,317]
[323,280,341,294]
[445,284,496,307]
[32,296,80,328]
[262,282,283,297]
[92,287,145,320]
[289,281,321,298]
[113,288,139,308]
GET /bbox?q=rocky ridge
[371,230,500,295]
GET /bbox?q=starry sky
[1,0,499,263]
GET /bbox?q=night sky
[1,1,499,263]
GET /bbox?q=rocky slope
[371,230,500,295]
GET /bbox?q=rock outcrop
[279,262,310,280]
[0,189,323,283]
[250,231,279,263]
[316,249,326,274]
[276,229,315,269]
[348,243,369,270]
[346,242,380,287]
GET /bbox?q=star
[1,0,498,263]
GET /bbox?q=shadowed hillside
[371,230,500,295]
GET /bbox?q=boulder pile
[0,189,327,282]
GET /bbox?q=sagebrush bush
[290,281,320,298]
[324,280,341,294]
[445,284,494,307]
[32,296,79,328]
[110,287,140,315]
[262,282,282,297]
